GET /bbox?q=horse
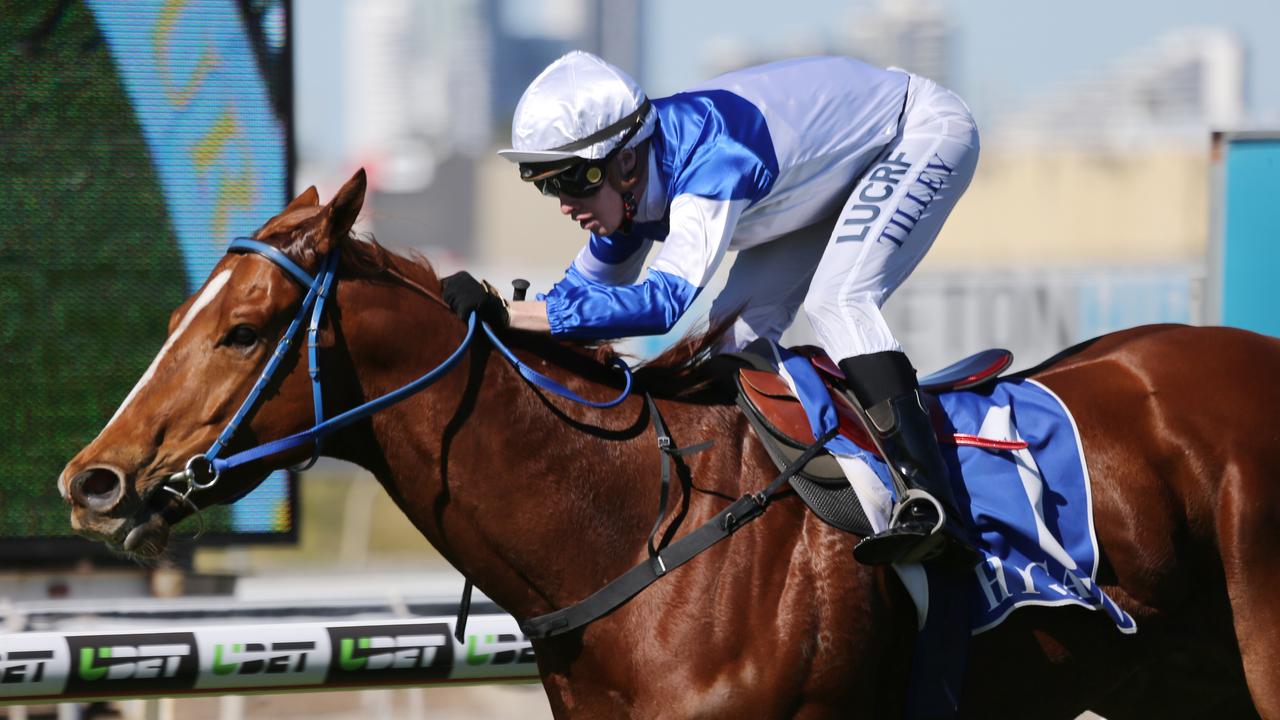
[60,170,1280,719]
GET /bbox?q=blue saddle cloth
[777,345,1136,717]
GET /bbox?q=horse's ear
[317,168,366,254]
[284,186,320,213]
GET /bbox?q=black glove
[441,271,509,328]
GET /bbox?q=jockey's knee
[802,288,878,333]
[801,289,836,331]
[803,290,897,359]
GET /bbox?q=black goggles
[518,99,651,199]
[523,158,610,198]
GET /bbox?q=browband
[227,237,316,287]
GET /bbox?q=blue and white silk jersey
[542,56,911,339]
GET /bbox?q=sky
[646,0,1280,127]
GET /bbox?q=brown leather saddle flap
[738,369,818,444]
[738,367,952,454]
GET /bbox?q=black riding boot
[838,351,980,568]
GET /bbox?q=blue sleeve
[662,90,778,204]
[543,269,700,339]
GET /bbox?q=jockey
[442,51,981,567]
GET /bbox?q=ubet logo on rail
[0,639,67,698]
[211,641,316,675]
[79,644,188,680]
[325,623,454,683]
[65,632,199,693]
[194,628,330,689]
[0,650,55,684]
[465,633,534,666]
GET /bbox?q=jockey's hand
[442,271,510,328]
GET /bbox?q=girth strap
[522,402,838,640]
[645,394,714,565]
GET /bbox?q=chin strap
[619,190,637,235]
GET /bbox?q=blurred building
[842,0,953,87]
[700,0,954,87]
[298,0,643,261]
[932,28,1246,271]
[489,0,644,129]
[991,29,1245,151]
[339,0,646,175]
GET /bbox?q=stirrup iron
[889,488,945,535]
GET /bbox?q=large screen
[0,0,295,554]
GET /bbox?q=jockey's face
[557,148,639,237]
[559,176,622,236]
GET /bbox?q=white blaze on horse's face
[56,270,233,500]
[105,270,234,427]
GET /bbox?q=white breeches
[711,74,980,362]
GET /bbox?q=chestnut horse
[61,171,1280,719]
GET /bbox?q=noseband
[164,237,633,506]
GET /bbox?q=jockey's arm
[508,235,649,334]
[533,195,746,340]
[509,300,551,332]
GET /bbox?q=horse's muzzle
[122,511,171,556]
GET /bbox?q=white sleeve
[648,194,748,289]
[571,238,654,286]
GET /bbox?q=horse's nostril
[82,471,117,496]
[70,467,124,510]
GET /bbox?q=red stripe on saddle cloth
[951,434,1030,451]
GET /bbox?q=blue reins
[166,238,633,499]
[481,321,633,409]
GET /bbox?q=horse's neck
[330,278,673,619]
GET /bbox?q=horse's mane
[292,233,736,403]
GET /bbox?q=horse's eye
[226,324,259,348]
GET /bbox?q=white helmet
[498,51,656,165]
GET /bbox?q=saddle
[729,342,1015,535]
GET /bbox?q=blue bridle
[164,238,633,504]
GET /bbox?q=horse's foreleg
[1219,466,1280,719]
